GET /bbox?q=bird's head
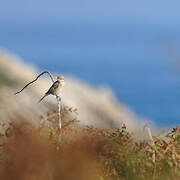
[57,75,65,85]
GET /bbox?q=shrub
[0,108,179,180]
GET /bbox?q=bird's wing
[46,81,59,94]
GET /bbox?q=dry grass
[0,108,179,180]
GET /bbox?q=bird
[38,75,65,103]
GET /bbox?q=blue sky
[0,0,180,24]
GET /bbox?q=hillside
[0,51,154,136]
[0,51,179,180]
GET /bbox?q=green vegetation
[0,72,15,87]
[0,108,179,180]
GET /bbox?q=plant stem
[56,96,61,130]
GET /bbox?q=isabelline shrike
[38,75,65,103]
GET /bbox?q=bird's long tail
[38,94,48,103]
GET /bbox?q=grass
[0,108,179,180]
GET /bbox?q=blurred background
[0,0,180,127]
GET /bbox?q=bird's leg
[56,95,61,102]
[55,95,61,111]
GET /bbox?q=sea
[0,21,180,127]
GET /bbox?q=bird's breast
[54,85,63,96]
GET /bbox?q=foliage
[0,108,179,180]
[0,72,16,87]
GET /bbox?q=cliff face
[0,51,150,133]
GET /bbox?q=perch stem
[56,96,61,130]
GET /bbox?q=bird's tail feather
[38,94,48,103]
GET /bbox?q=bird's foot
[56,95,61,102]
